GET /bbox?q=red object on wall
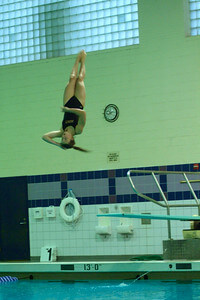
[193,163,199,170]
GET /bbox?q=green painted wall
[0,0,200,177]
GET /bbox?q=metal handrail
[127,169,200,239]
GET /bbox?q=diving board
[97,213,200,221]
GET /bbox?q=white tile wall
[29,200,197,258]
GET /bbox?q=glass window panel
[85,37,92,45]
[27,39,34,48]
[0,0,139,66]
[16,48,22,56]
[105,33,112,41]
[71,39,79,47]
[118,7,124,14]
[134,37,139,44]
[119,39,126,47]
[40,53,46,59]
[33,23,39,30]
[28,54,34,61]
[97,19,104,27]
[91,20,98,27]
[104,1,110,9]
[34,37,40,45]
[111,16,118,23]
[118,14,125,23]
[4,43,10,50]
[119,23,125,31]
[133,29,139,37]
[10,49,16,57]
[112,40,119,48]
[21,17,27,25]
[125,5,132,14]
[98,27,105,35]
[92,44,99,51]
[99,43,106,50]
[104,9,111,17]
[119,31,126,39]
[22,48,28,55]
[16,57,22,63]
[4,35,9,43]
[15,18,21,25]
[5,58,11,64]
[91,11,98,19]
[189,0,200,36]
[105,17,111,25]
[35,45,40,52]
[106,41,112,49]
[83,5,90,13]
[91,27,98,35]
[16,41,22,48]
[84,20,91,28]
[127,38,134,46]
[86,45,92,52]
[22,40,28,47]
[28,47,34,54]
[105,25,112,33]
[132,20,139,29]
[112,24,118,32]
[22,32,28,39]
[90,3,97,11]
[126,13,132,22]
[99,35,105,42]
[97,2,104,10]
[10,57,16,64]
[77,22,84,30]
[132,4,138,12]
[110,7,117,15]
[92,36,99,44]
[41,45,46,52]
[191,2,197,9]
[191,19,197,27]
[110,0,117,8]
[22,56,28,62]
[112,32,119,40]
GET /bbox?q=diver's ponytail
[73,145,90,152]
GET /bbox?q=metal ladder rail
[127,170,200,239]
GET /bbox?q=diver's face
[62,131,71,144]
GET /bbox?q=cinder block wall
[0,0,199,177]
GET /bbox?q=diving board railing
[127,169,200,239]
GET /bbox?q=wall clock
[103,104,119,122]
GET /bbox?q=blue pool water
[0,280,200,300]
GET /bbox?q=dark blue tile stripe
[25,162,200,208]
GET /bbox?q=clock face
[104,104,119,122]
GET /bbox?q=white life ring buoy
[59,197,81,223]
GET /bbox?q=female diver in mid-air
[42,50,87,152]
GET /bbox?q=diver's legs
[63,51,82,105]
[74,50,86,107]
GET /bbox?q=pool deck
[0,260,200,280]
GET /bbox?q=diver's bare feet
[76,51,83,62]
[80,50,87,62]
